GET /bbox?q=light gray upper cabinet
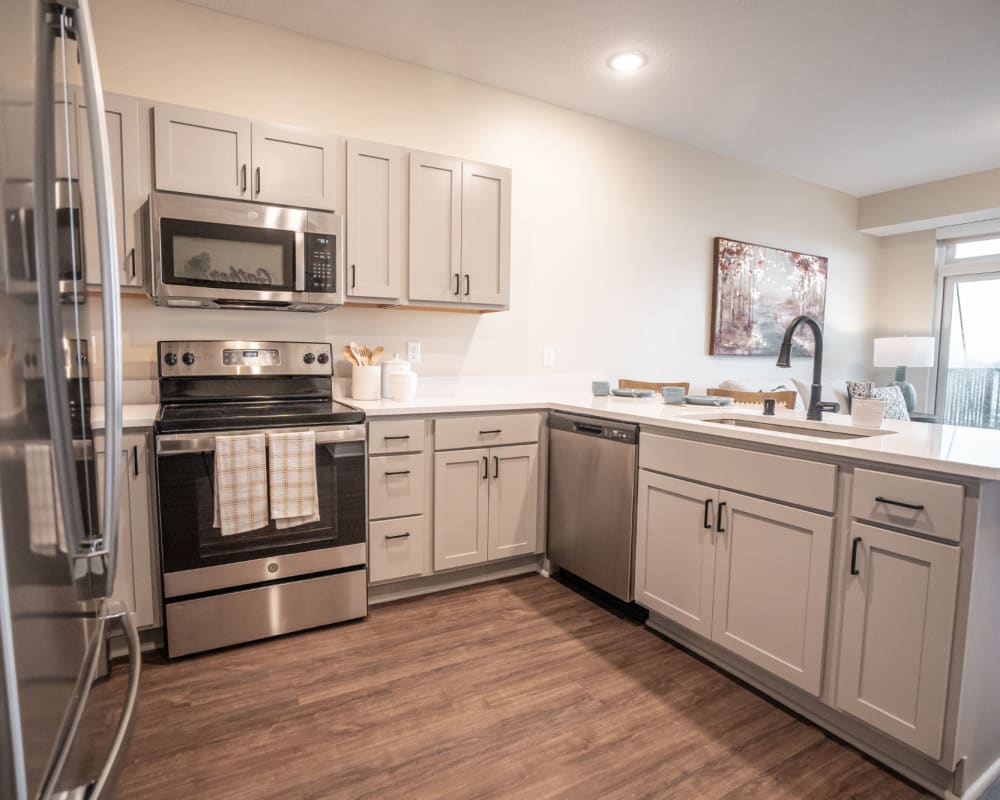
[346,139,403,301]
[409,151,462,303]
[836,521,960,759]
[153,104,339,210]
[153,103,251,200]
[78,91,145,288]
[250,121,338,210]
[408,151,511,309]
[711,491,833,695]
[461,161,510,306]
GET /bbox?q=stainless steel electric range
[154,340,367,658]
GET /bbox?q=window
[936,236,1000,428]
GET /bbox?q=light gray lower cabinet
[635,469,834,695]
[95,432,158,629]
[836,521,960,759]
[433,444,539,571]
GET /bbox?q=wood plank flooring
[104,574,929,799]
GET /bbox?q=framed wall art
[710,237,828,356]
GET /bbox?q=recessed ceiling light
[607,51,647,73]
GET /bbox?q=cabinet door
[251,121,338,210]
[487,444,539,561]
[78,92,144,287]
[433,448,489,571]
[0,93,75,180]
[634,472,717,638]
[346,139,402,300]
[96,434,157,628]
[711,491,833,695]
[836,522,959,758]
[408,151,461,303]
[461,161,510,307]
[153,103,250,199]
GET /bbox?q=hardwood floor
[104,574,929,799]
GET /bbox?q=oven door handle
[156,425,366,455]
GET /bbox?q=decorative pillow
[872,385,910,421]
[845,380,874,410]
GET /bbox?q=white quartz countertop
[93,392,1000,481]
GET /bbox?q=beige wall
[90,0,879,397]
[871,230,939,411]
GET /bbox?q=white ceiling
[182,0,1000,196]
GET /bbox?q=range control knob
[181,352,195,366]
[303,352,316,364]
[163,352,178,366]
[316,352,329,365]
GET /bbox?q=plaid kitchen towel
[26,443,67,555]
[213,433,269,536]
[268,430,320,530]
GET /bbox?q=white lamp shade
[873,336,935,368]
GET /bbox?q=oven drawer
[369,516,425,583]
[369,454,425,520]
[434,413,540,451]
[368,419,425,454]
[165,567,367,657]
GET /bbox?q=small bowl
[592,380,611,397]
[661,386,685,405]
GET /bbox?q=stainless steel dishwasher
[547,412,639,601]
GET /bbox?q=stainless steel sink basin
[701,417,894,440]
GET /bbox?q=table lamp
[873,336,935,413]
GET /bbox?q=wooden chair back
[619,379,690,394]
[706,388,798,409]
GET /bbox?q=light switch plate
[407,341,421,363]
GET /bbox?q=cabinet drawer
[369,454,425,520]
[368,419,425,454]
[369,516,424,583]
[851,469,964,543]
[639,432,838,513]
[435,413,540,451]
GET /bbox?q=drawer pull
[385,532,411,541]
[383,435,411,441]
[384,470,411,477]
[875,496,925,512]
[703,498,714,530]
[850,536,862,575]
[479,429,502,435]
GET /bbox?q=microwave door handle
[295,231,305,292]
[32,2,94,593]
[76,0,124,600]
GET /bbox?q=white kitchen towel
[26,443,67,556]
[213,433,269,536]
[267,431,319,529]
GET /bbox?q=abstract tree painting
[710,237,828,356]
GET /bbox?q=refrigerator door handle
[39,601,142,800]
[75,0,124,599]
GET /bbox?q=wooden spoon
[343,345,359,366]
[370,346,385,364]
[349,341,365,366]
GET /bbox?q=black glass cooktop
[156,399,365,434]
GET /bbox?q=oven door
[155,425,366,598]
[150,191,307,308]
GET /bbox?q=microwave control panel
[305,232,336,293]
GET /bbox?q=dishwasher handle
[574,422,605,435]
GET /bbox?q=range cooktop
[156,399,364,434]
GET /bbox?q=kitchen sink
[700,416,895,440]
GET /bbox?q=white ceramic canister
[352,365,382,400]
[388,371,418,402]
[380,353,412,397]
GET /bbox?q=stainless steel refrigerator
[0,1,139,798]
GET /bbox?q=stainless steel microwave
[148,191,343,311]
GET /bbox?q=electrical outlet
[542,346,555,368]
[407,341,421,363]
